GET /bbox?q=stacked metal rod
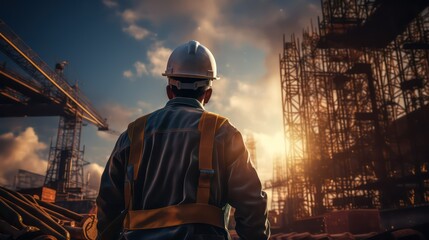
[0,186,97,240]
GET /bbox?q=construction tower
[278,0,429,222]
[0,19,109,201]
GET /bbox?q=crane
[0,19,113,200]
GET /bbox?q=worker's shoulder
[132,111,156,123]
[203,111,228,123]
[113,130,131,153]
[205,111,240,136]
[128,109,161,127]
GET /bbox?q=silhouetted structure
[0,19,109,200]
[275,0,429,224]
[14,169,45,190]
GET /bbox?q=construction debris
[0,186,97,240]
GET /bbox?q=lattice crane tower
[0,19,111,200]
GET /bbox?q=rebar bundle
[0,187,97,240]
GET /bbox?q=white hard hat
[162,40,219,83]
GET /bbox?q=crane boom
[0,19,108,130]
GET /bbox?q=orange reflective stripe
[129,115,149,180]
[197,111,227,204]
[197,112,217,203]
[125,114,150,210]
[124,180,131,209]
[123,204,224,230]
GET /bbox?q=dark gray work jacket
[96,97,270,240]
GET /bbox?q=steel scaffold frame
[277,0,429,222]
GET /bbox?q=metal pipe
[22,194,76,223]
[0,198,26,229]
[80,214,98,240]
[34,198,83,222]
[0,196,66,240]
[0,188,69,240]
[40,206,74,223]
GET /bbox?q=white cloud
[99,103,143,134]
[122,61,151,81]
[123,24,151,40]
[0,128,48,187]
[208,77,230,111]
[122,62,148,81]
[232,129,286,188]
[102,0,118,8]
[208,75,283,133]
[84,163,104,191]
[137,100,157,113]
[206,74,284,186]
[121,9,140,23]
[96,131,118,142]
[147,43,172,77]
[134,61,148,77]
[123,42,172,80]
[123,70,134,79]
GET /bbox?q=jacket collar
[165,97,205,110]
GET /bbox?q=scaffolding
[277,0,429,223]
[45,113,87,200]
[14,169,45,190]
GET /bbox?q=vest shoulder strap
[196,111,227,204]
[124,114,150,210]
[127,114,150,180]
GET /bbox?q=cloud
[137,100,157,113]
[208,75,283,134]
[98,102,148,138]
[102,0,118,8]
[245,130,285,181]
[0,127,48,187]
[123,70,134,79]
[97,100,163,142]
[134,61,148,77]
[147,43,172,77]
[123,24,151,40]
[122,44,171,80]
[84,163,104,191]
[121,9,140,23]
[122,61,148,81]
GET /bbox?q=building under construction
[274,0,429,229]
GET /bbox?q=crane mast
[0,19,109,200]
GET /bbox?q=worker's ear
[166,85,174,99]
[203,88,212,104]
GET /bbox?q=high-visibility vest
[122,111,228,230]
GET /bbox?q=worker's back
[132,98,230,212]
[126,97,229,239]
[97,40,270,240]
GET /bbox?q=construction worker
[96,40,270,240]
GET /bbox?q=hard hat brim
[162,73,220,80]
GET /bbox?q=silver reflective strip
[168,78,212,90]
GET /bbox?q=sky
[0,0,321,192]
